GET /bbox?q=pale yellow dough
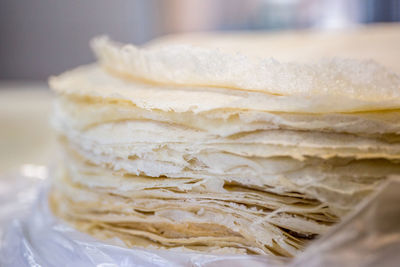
[49,24,400,257]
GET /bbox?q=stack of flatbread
[49,24,400,256]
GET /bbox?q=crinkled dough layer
[49,27,400,257]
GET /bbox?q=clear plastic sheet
[0,165,399,267]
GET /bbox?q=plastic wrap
[1,165,399,267]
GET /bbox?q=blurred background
[1,0,400,80]
[0,0,399,172]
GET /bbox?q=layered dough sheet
[50,160,333,256]
[50,64,400,114]
[49,25,400,257]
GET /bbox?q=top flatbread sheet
[146,24,400,74]
[90,24,400,113]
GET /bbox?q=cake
[49,24,400,256]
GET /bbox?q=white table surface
[0,82,55,173]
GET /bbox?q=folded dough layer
[50,64,400,114]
